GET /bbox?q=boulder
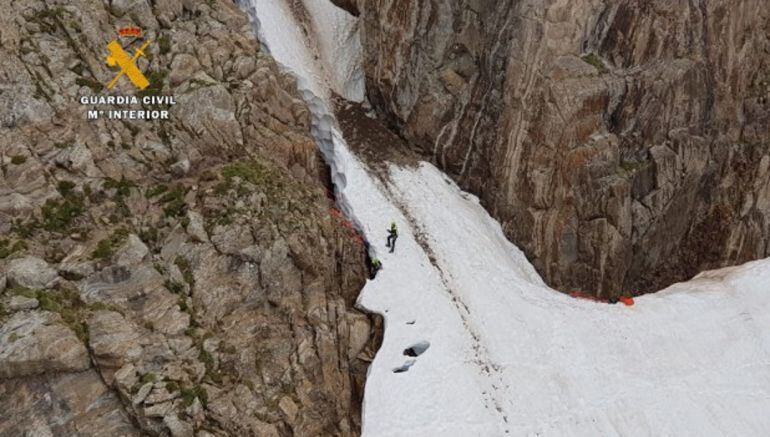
[185,210,208,242]
[170,159,191,177]
[5,295,39,311]
[87,311,143,382]
[163,414,194,437]
[6,256,58,289]
[115,234,150,266]
[0,311,90,378]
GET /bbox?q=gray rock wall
[0,1,377,435]
[350,0,770,296]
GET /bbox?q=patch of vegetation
[221,160,275,190]
[8,286,36,299]
[153,262,168,275]
[165,279,185,295]
[59,270,84,282]
[187,77,217,92]
[0,239,27,259]
[91,228,129,260]
[11,218,35,238]
[165,380,179,393]
[56,180,76,197]
[180,385,208,407]
[199,347,215,370]
[199,344,223,384]
[208,160,323,233]
[75,77,104,93]
[174,256,194,285]
[618,160,647,175]
[11,287,90,343]
[140,372,158,384]
[31,7,66,33]
[209,207,235,227]
[104,177,135,219]
[145,184,168,198]
[159,185,187,218]
[86,300,122,313]
[139,227,159,249]
[582,53,608,74]
[69,63,85,76]
[219,159,316,209]
[177,296,190,313]
[10,155,27,165]
[104,177,136,198]
[41,195,85,233]
[158,34,172,55]
[36,7,66,20]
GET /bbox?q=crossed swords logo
[105,39,151,90]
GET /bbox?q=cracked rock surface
[0,1,380,435]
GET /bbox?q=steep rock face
[0,0,376,435]
[351,0,770,296]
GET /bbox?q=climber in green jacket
[386,222,398,253]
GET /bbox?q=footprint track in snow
[380,174,511,431]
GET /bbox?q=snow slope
[240,0,363,102]
[243,1,770,435]
[379,164,770,436]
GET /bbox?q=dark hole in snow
[392,360,415,373]
[406,320,416,325]
[403,341,430,357]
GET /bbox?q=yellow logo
[105,39,151,90]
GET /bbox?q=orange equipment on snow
[569,291,635,307]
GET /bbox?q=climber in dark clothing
[370,258,382,279]
[386,222,398,253]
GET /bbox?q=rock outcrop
[0,311,90,379]
[1,0,378,435]
[349,0,770,296]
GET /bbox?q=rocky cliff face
[346,0,770,296]
[0,1,377,436]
